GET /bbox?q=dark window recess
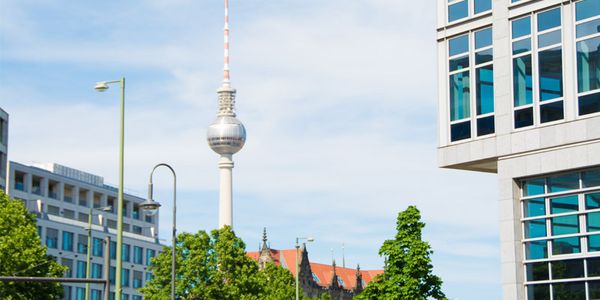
[540,101,564,123]
[515,107,534,128]
[579,92,600,116]
[451,121,471,142]
[477,116,495,136]
[526,262,549,281]
[551,259,584,279]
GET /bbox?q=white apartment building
[0,108,7,191]
[7,161,163,300]
[437,0,600,299]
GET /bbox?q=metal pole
[115,77,125,299]
[104,236,111,300]
[295,238,299,300]
[85,207,92,300]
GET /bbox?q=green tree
[141,226,299,299]
[356,206,446,300]
[0,191,66,299]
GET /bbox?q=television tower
[207,0,246,229]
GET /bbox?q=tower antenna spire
[223,0,231,85]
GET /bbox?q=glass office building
[437,0,600,299]
[7,161,163,300]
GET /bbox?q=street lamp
[94,77,126,299]
[138,163,176,300]
[295,237,314,300]
[85,206,112,300]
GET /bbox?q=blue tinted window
[552,237,581,255]
[576,0,600,21]
[62,231,74,252]
[512,38,531,55]
[474,0,491,14]
[584,171,600,187]
[538,30,561,48]
[122,269,130,287]
[588,212,600,232]
[122,244,130,262]
[513,17,531,38]
[525,219,547,238]
[576,18,600,38]
[451,121,471,141]
[526,241,548,259]
[76,288,85,300]
[550,195,578,214]
[450,55,469,72]
[448,0,469,22]
[93,238,103,257]
[475,48,493,65]
[476,65,494,115]
[475,28,492,49]
[477,116,494,136]
[524,179,545,196]
[513,55,533,106]
[537,8,561,32]
[449,35,469,56]
[525,198,545,217]
[92,263,102,279]
[538,47,563,102]
[76,261,87,278]
[515,107,534,128]
[590,235,600,252]
[587,192,600,209]
[548,173,579,193]
[540,101,564,123]
[576,36,600,94]
[551,215,580,235]
[450,71,471,121]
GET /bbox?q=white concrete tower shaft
[206,0,246,229]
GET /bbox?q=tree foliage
[0,191,66,299]
[141,226,300,299]
[356,206,446,300]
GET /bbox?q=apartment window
[123,200,129,217]
[511,7,564,129]
[132,296,142,300]
[122,243,130,262]
[109,266,116,284]
[61,258,73,277]
[575,0,600,116]
[78,212,89,223]
[62,231,74,251]
[63,209,75,220]
[46,228,58,249]
[93,193,103,208]
[48,180,59,199]
[448,27,495,142]
[133,246,143,264]
[47,205,60,216]
[133,205,140,220]
[64,286,72,300]
[91,290,102,300]
[146,249,156,266]
[107,196,116,213]
[93,237,103,257]
[110,241,117,259]
[76,261,86,278]
[64,184,74,203]
[122,268,130,287]
[92,263,102,279]
[132,225,142,235]
[15,171,26,192]
[76,287,85,300]
[78,234,88,254]
[521,167,600,300]
[31,176,42,196]
[133,270,143,288]
[448,0,492,23]
[79,189,89,207]
[107,219,117,229]
[145,272,153,282]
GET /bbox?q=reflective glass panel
[524,179,545,196]
[527,284,549,300]
[552,237,581,255]
[515,107,534,128]
[576,36,600,93]
[552,215,580,235]
[587,257,600,277]
[590,281,600,299]
[476,65,494,115]
[576,0,600,21]
[450,71,470,121]
[579,92,600,115]
[451,121,471,142]
[550,195,578,214]
[548,173,579,193]
[448,1,468,22]
[475,27,492,49]
[590,235,600,252]
[512,38,531,55]
[576,18,600,38]
[537,8,561,32]
[588,212,600,232]
[526,262,549,281]
[62,231,74,252]
[477,116,494,136]
[583,170,600,188]
[551,259,584,279]
[526,240,548,259]
[538,30,561,48]
[475,48,493,65]
[513,55,533,106]
[474,0,491,15]
[551,282,585,300]
[540,101,564,123]
[449,34,469,56]
[450,55,469,72]
[513,17,531,39]
[525,219,547,238]
[538,47,563,101]
[525,197,545,217]
[586,192,600,209]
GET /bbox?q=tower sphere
[207,115,246,155]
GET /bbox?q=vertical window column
[575,0,600,116]
[449,34,471,141]
[474,27,495,136]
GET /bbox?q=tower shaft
[218,154,234,228]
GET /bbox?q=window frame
[573,0,600,119]
[447,0,493,24]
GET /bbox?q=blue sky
[0,1,500,299]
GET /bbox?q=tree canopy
[356,206,446,300]
[141,226,300,299]
[0,191,66,299]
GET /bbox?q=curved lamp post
[94,77,125,299]
[138,163,176,300]
[295,237,314,300]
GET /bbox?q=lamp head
[94,82,109,92]
[139,199,161,216]
[99,206,112,212]
[307,238,315,242]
